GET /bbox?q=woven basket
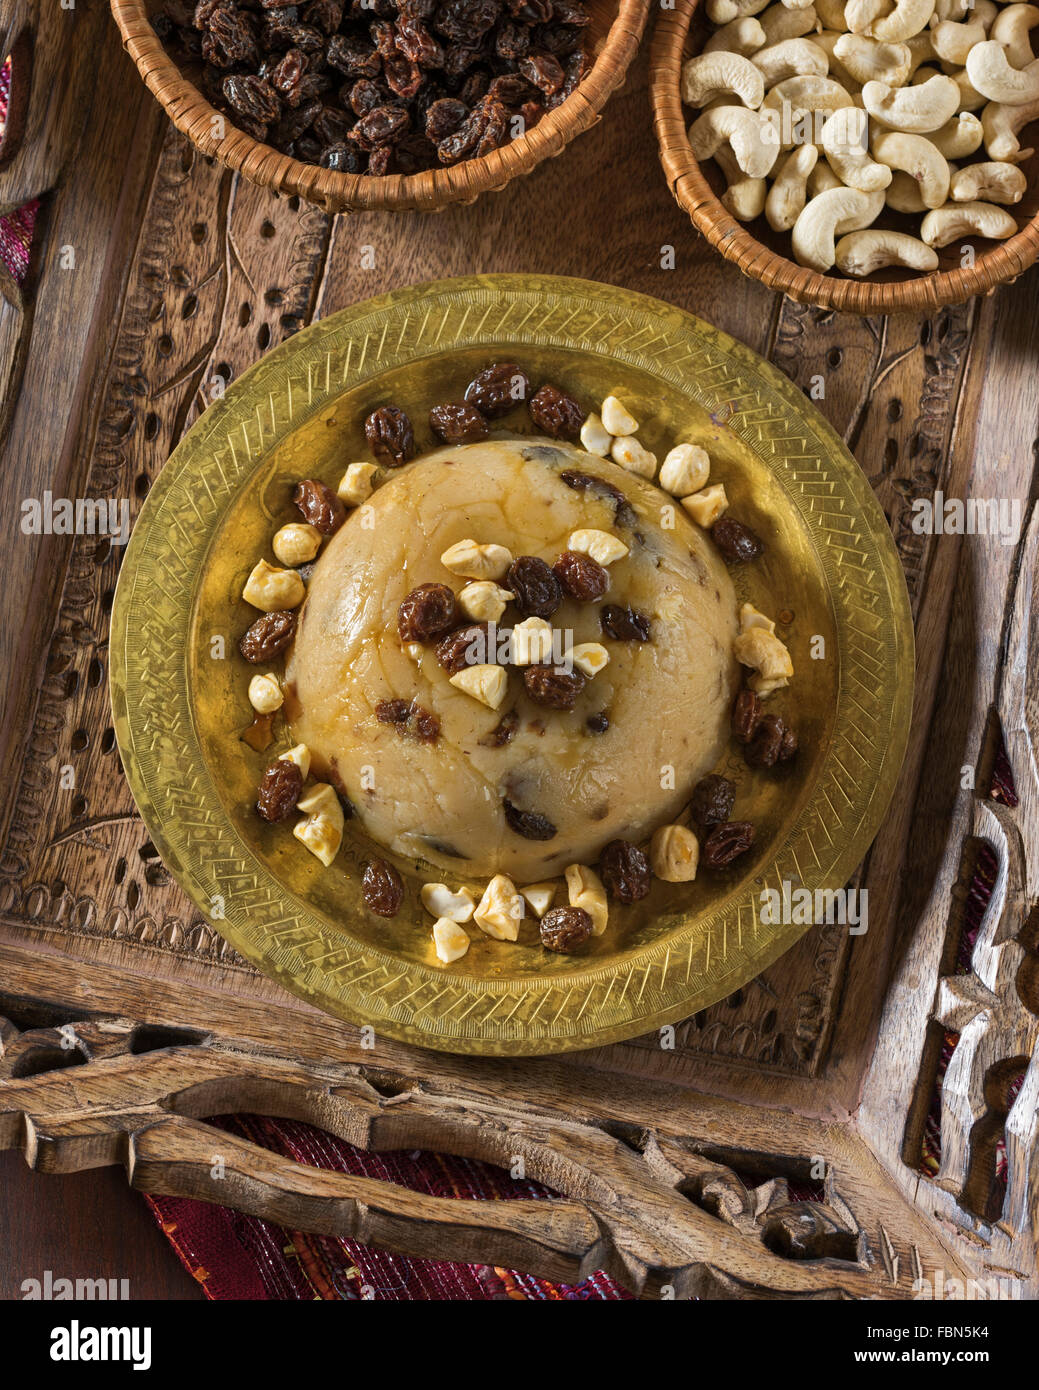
[111,0,649,214]
[650,0,1039,313]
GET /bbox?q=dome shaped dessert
[284,438,739,881]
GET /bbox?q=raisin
[429,402,490,444]
[558,470,636,528]
[320,141,364,171]
[599,838,650,903]
[600,605,650,642]
[351,103,411,147]
[398,582,459,642]
[203,8,260,67]
[553,549,607,601]
[396,16,443,66]
[495,20,530,58]
[480,709,519,746]
[712,516,764,563]
[239,609,298,662]
[506,555,561,618]
[702,821,755,869]
[523,664,585,709]
[376,697,440,742]
[437,107,483,162]
[224,73,282,122]
[433,0,501,44]
[424,96,468,139]
[503,799,557,840]
[348,78,383,116]
[586,710,609,734]
[303,0,343,31]
[326,33,382,76]
[434,622,491,674]
[731,689,763,745]
[487,72,535,103]
[518,51,564,94]
[464,363,530,416]
[367,145,394,174]
[384,52,423,98]
[688,773,735,833]
[540,905,592,953]
[293,477,346,534]
[365,405,415,467]
[313,105,354,145]
[529,383,584,439]
[778,724,798,761]
[273,96,322,143]
[474,96,508,155]
[363,858,404,915]
[745,714,789,769]
[268,47,308,103]
[256,758,303,821]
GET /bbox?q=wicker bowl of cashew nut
[650,0,1039,312]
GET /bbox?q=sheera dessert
[284,438,740,881]
[235,365,798,962]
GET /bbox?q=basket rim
[110,0,650,214]
[648,0,1039,314]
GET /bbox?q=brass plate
[110,274,914,1056]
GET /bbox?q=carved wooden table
[1,0,1036,1299]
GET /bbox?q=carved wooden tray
[111,273,912,1054]
[0,4,1035,1298]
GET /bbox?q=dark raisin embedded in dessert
[600,604,651,642]
[558,470,637,529]
[712,516,764,563]
[731,688,763,745]
[293,477,346,534]
[239,609,298,663]
[745,714,793,768]
[599,838,651,903]
[429,402,489,444]
[434,622,491,674]
[463,363,531,417]
[552,549,608,601]
[397,582,459,642]
[540,905,593,953]
[365,405,415,468]
[503,799,557,840]
[778,723,799,761]
[256,758,303,822]
[688,773,735,833]
[701,821,755,869]
[506,555,562,618]
[375,698,440,743]
[362,858,404,916]
[480,709,519,747]
[528,383,585,440]
[523,664,586,710]
[586,710,610,734]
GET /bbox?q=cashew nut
[949,66,987,111]
[862,72,959,129]
[919,200,1018,245]
[906,31,936,76]
[809,159,846,195]
[707,0,771,24]
[930,110,984,157]
[689,105,781,177]
[705,15,768,53]
[813,0,849,30]
[681,51,766,108]
[932,0,969,21]
[950,159,1027,202]
[759,1,819,43]
[981,95,1039,160]
[822,106,894,187]
[753,37,830,84]
[966,40,1039,104]
[724,171,770,218]
[766,143,820,228]
[885,168,929,209]
[871,129,950,204]
[813,30,860,86]
[845,0,888,33]
[990,4,1039,70]
[791,185,885,268]
[867,0,936,42]
[834,33,913,84]
[835,228,941,272]
[929,15,988,67]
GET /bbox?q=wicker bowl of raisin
[111,0,650,212]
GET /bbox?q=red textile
[0,61,38,286]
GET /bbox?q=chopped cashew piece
[404,642,424,662]
[579,412,612,457]
[432,918,470,964]
[449,663,508,709]
[337,462,378,506]
[920,200,1018,245]
[458,580,514,623]
[739,601,777,635]
[862,73,959,131]
[600,395,640,435]
[836,229,940,273]
[474,874,523,941]
[569,529,629,566]
[950,161,1027,204]
[734,627,794,696]
[570,642,610,677]
[248,673,283,714]
[565,863,609,936]
[682,483,729,528]
[681,51,766,108]
[242,559,305,611]
[520,882,557,918]
[659,443,711,496]
[440,538,513,580]
[611,435,657,478]
[279,743,311,780]
[420,882,476,923]
[511,616,555,666]
[650,824,700,883]
[272,522,321,567]
[292,783,344,868]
